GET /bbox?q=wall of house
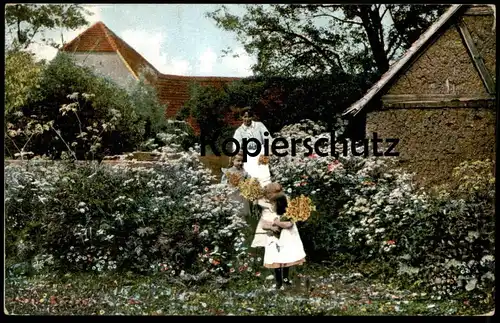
[387,23,489,96]
[365,10,497,188]
[463,11,496,86]
[366,106,496,188]
[69,52,137,89]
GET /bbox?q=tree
[4,53,167,160]
[4,4,91,50]
[4,49,45,115]
[207,4,447,79]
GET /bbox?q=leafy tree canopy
[207,4,447,80]
[5,4,91,50]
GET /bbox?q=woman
[231,107,272,186]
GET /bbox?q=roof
[342,4,467,117]
[61,21,243,133]
[62,21,159,81]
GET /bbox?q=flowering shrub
[269,119,495,299]
[393,160,495,298]
[268,119,366,260]
[5,140,248,278]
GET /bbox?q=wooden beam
[381,94,496,109]
[382,94,495,103]
[381,100,495,110]
[457,19,496,94]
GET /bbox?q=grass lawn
[5,263,492,316]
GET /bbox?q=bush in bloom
[5,131,249,279]
[269,119,370,260]
[269,119,495,298]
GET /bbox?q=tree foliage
[179,72,368,150]
[4,53,167,160]
[4,49,45,115]
[207,4,447,78]
[5,4,91,50]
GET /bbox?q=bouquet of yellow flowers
[238,177,264,202]
[258,155,270,165]
[281,195,316,223]
[225,171,243,187]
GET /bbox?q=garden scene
[4,4,495,316]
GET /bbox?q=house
[60,21,242,134]
[342,4,496,188]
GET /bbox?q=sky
[16,4,407,78]
[24,4,256,77]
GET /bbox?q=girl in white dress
[251,183,306,289]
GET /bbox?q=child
[221,152,249,184]
[221,152,251,217]
[252,182,306,290]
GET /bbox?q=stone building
[343,4,496,187]
[60,21,242,133]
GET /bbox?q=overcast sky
[24,4,256,77]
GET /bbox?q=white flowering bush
[269,119,379,259]
[268,120,495,298]
[5,137,249,278]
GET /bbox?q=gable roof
[62,21,159,81]
[61,21,244,134]
[342,4,466,117]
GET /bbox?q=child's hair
[263,182,288,215]
[229,151,245,166]
[275,194,288,216]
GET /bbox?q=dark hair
[241,106,255,117]
[275,194,288,216]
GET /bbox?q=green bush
[179,74,366,143]
[5,52,168,160]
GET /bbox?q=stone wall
[366,106,496,187]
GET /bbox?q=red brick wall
[155,74,242,134]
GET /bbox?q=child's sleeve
[220,168,228,184]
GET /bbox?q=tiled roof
[62,22,159,81]
[61,22,242,133]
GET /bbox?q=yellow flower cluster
[238,177,264,201]
[282,195,316,223]
[225,171,243,187]
[258,155,270,165]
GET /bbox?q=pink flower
[387,240,396,245]
[308,153,318,159]
[255,272,261,277]
[328,160,341,172]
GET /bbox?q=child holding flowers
[252,182,308,290]
[221,152,251,217]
